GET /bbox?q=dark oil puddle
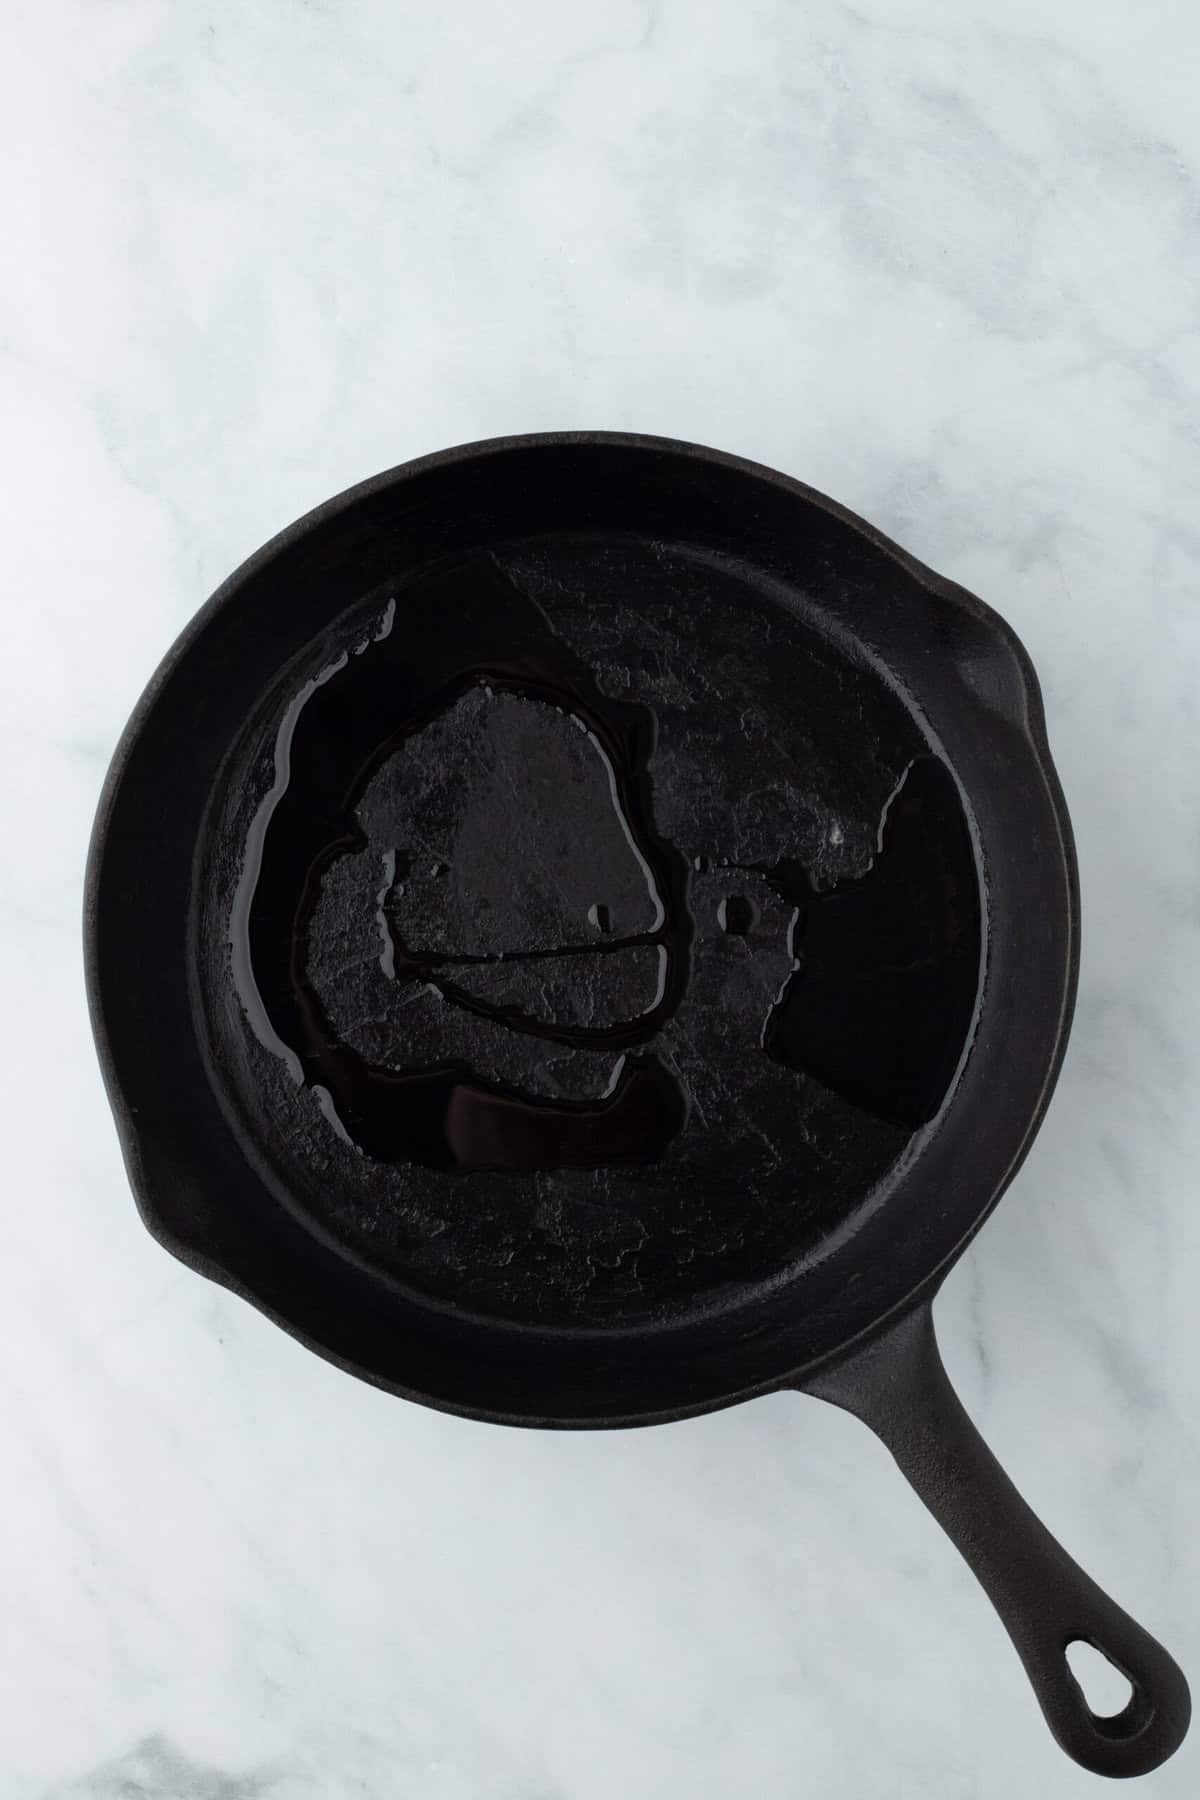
[231,556,981,1172]
[231,557,692,1172]
[758,756,981,1127]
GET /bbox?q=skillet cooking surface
[198,538,982,1328]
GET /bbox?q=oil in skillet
[234,617,979,1170]
[237,654,692,1173]
[743,755,981,1129]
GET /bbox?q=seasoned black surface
[199,536,981,1325]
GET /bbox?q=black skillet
[85,433,1189,1777]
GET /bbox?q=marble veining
[4,0,1200,1794]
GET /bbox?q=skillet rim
[84,430,1079,1427]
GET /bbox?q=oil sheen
[230,556,981,1176]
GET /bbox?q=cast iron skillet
[86,433,1189,1777]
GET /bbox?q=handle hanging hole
[1066,1640,1135,1719]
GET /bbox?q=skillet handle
[798,1299,1190,1777]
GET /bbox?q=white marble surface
[4,1,1200,1793]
